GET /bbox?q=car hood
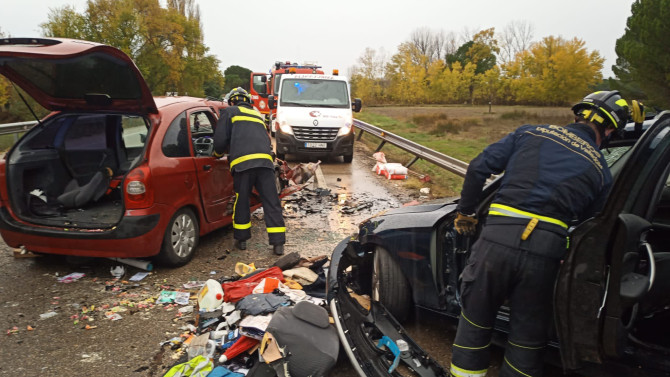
[277,107,351,128]
[0,38,157,114]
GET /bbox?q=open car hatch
[0,38,157,114]
[327,238,448,377]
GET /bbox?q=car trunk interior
[6,113,148,229]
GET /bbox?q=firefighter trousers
[450,224,565,377]
[232,167,285,245]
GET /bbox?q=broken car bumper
[326,237,448,377]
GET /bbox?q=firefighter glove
[454,212,478,235]
[631,100,645,124]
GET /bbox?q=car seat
[57,167,113,209]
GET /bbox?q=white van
[269,73,362,163]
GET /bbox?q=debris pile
[159,252,338,376]
[282,188,392,218]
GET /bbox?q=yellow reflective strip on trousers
[508,340,545,350]
[238,106,262,117]
[232,115,265,126]
[504,357,533,377]
[266,227,285,233]
[232,192,251,229]
[230,153,273,169]
[453,342,491,350]
[233,222,251,230]
[450,363,487,377]
[489,203,568,229]
[461,310,492,329]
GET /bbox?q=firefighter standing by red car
[450,91,639,377]
[213,87,285,255]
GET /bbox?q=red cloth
[222,266,284,302]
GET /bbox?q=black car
[326,113,670,376]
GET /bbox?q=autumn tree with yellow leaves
[351,26,605,107]
[39,0,224,98]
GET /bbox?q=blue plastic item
[376,336,401,373]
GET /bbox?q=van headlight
[337,123,352,136]
[279,120,293,135]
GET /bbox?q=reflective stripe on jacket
[457,123,612,225]
[213,102,273,173]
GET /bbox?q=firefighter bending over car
[213,87,285,256]
[450,91,635,377]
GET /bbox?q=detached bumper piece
[328,238,447,377]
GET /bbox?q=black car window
[162,112,191,158]
[63,115,107,150]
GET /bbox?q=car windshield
[279,78,349,108]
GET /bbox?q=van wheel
[276,150,285,161]
[156,208,199,267]
[343,152,353,163]
[372,246,412,322]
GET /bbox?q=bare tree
[410,27,436,61]
[498,20,535,64]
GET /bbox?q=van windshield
[279,78,349,108]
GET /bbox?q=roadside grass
[355,105,574,198]
[0,134,21,152]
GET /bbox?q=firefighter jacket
[456,123,612,232]
[213,102,273,173]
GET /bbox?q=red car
[0,38,284,266]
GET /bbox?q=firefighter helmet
[572,91,629,130]
[226,87,251,105]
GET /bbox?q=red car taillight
[124,164,154,209]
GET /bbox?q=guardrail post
[374,140,386,153]
[356,130,364,141]
[406,156,420,169]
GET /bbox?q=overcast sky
[1,0,636,78]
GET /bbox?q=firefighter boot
[273,244,284,255]
[235,240,247,250]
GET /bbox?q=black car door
[555,112,670,370]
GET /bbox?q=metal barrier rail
[354,119,469,177]
[0,120,38,142]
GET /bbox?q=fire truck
[249,61,324,133]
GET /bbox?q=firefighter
[213,87,285,255]
[449,91,630,377]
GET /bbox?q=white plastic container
[188,339,216,360]
[197,279,224,310]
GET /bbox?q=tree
[503,36,604,105]
[350,47,387,104]
[222,65,252,93]
[498,20,534,65]
[385,42,429,104]
[613,0,670,107]
[40,0,222,97]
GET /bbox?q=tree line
[351,0,670,109]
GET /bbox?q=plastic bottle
[197,279,224,310]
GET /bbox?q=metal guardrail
[354,119,469,177]
[0,120,38,142]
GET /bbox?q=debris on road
[57,272,85,283]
